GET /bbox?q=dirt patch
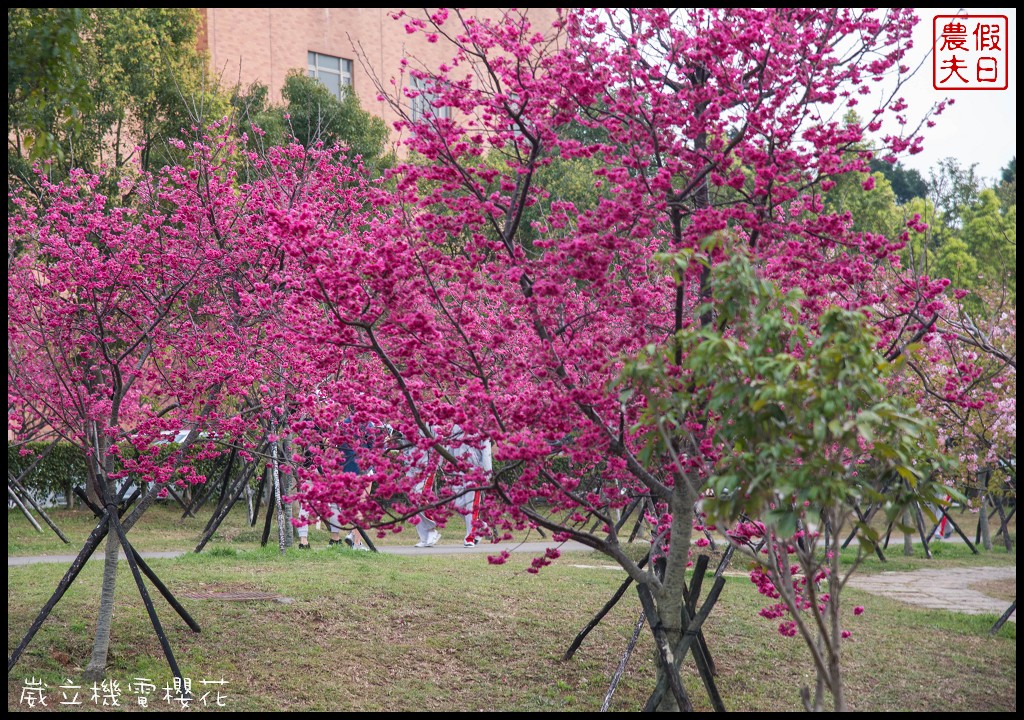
[178,582,291,602]
[969,578,1016,602]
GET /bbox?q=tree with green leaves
[8,8,224,199]
[8,8,92,164]
[231,72,393,173]
[869,158,929,205]
[960,188,1016,301]
[928,157,983,233]
[995,156,1016,210]
[624,243,951,711]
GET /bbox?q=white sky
[896,7,1017,184]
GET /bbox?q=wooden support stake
[989,600,1016,635]
[600,611,645,712]
[8,475,70,543]
[563,553,650,661]
[8,511,111,673]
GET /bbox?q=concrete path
[846,565,1016,622]
[6,540,592,566]
[7,550,186,567]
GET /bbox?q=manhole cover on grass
[179,590,289,602]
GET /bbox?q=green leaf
[895,465,918,485]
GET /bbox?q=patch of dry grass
[969,578,1016,602]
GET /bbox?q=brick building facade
[197,8,558,144]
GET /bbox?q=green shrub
[9,440,229,508]
[8,442,88,507]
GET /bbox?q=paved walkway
[8,550,187,567]
[846,565,1016,622]
[8,542,1015,623]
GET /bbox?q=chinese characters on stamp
[933,14,1009,90]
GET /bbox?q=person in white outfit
[295,497,368,549]
[403,425,491,547]
[447,428,492,546]
[295,419,373,550]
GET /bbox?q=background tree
[8,8,223,199]
[995,156,1016,209]
[892,158,1016,530]
[928,157,983,234]
[7,8,92,166]
[958,189,1016,301]
[231,72,394,173]
[869,158,929,205]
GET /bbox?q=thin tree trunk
[244,477,254,525]
[650,479,697,711]
[979,496,993,551]
[902,509,914,556]
[76,396,221,680]
[280,436,295,545]
[81,477,163,681]
[83,422,122,682]
[827,506,846,712]
[82,511,120,681]
[271,434,288,553]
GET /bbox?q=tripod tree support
[989,600,1016,635]
[8,483,198,683]
[8,473,70,543]
[563,554,649,661]
[601,610,646,712]
[74,487,201,633]
[639,559,727,712]
[8,484,42,533]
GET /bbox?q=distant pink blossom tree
[901,286,1016,548]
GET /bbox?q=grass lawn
[7,503,1016,711]
[8,500,559,556]
[9,497,1014,556]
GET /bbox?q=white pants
[412,483,480,542]
[452,484,481,541]
[296,502,344,538]
[413,474,439,543]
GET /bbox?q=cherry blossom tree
[262,7,958,710]
[900,285,1016,549]
[9,7,972,707]
[891,171,1016,549]
[7,126,276,679]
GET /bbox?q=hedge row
[8,442,228,508]
[8,443,89,506]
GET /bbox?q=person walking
[403,424,491,547]
[295,417,374,550]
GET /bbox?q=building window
[308,52,352,99]
[410,76,451,122]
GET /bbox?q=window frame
[409,75,451,122]
[307,51,353,99]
